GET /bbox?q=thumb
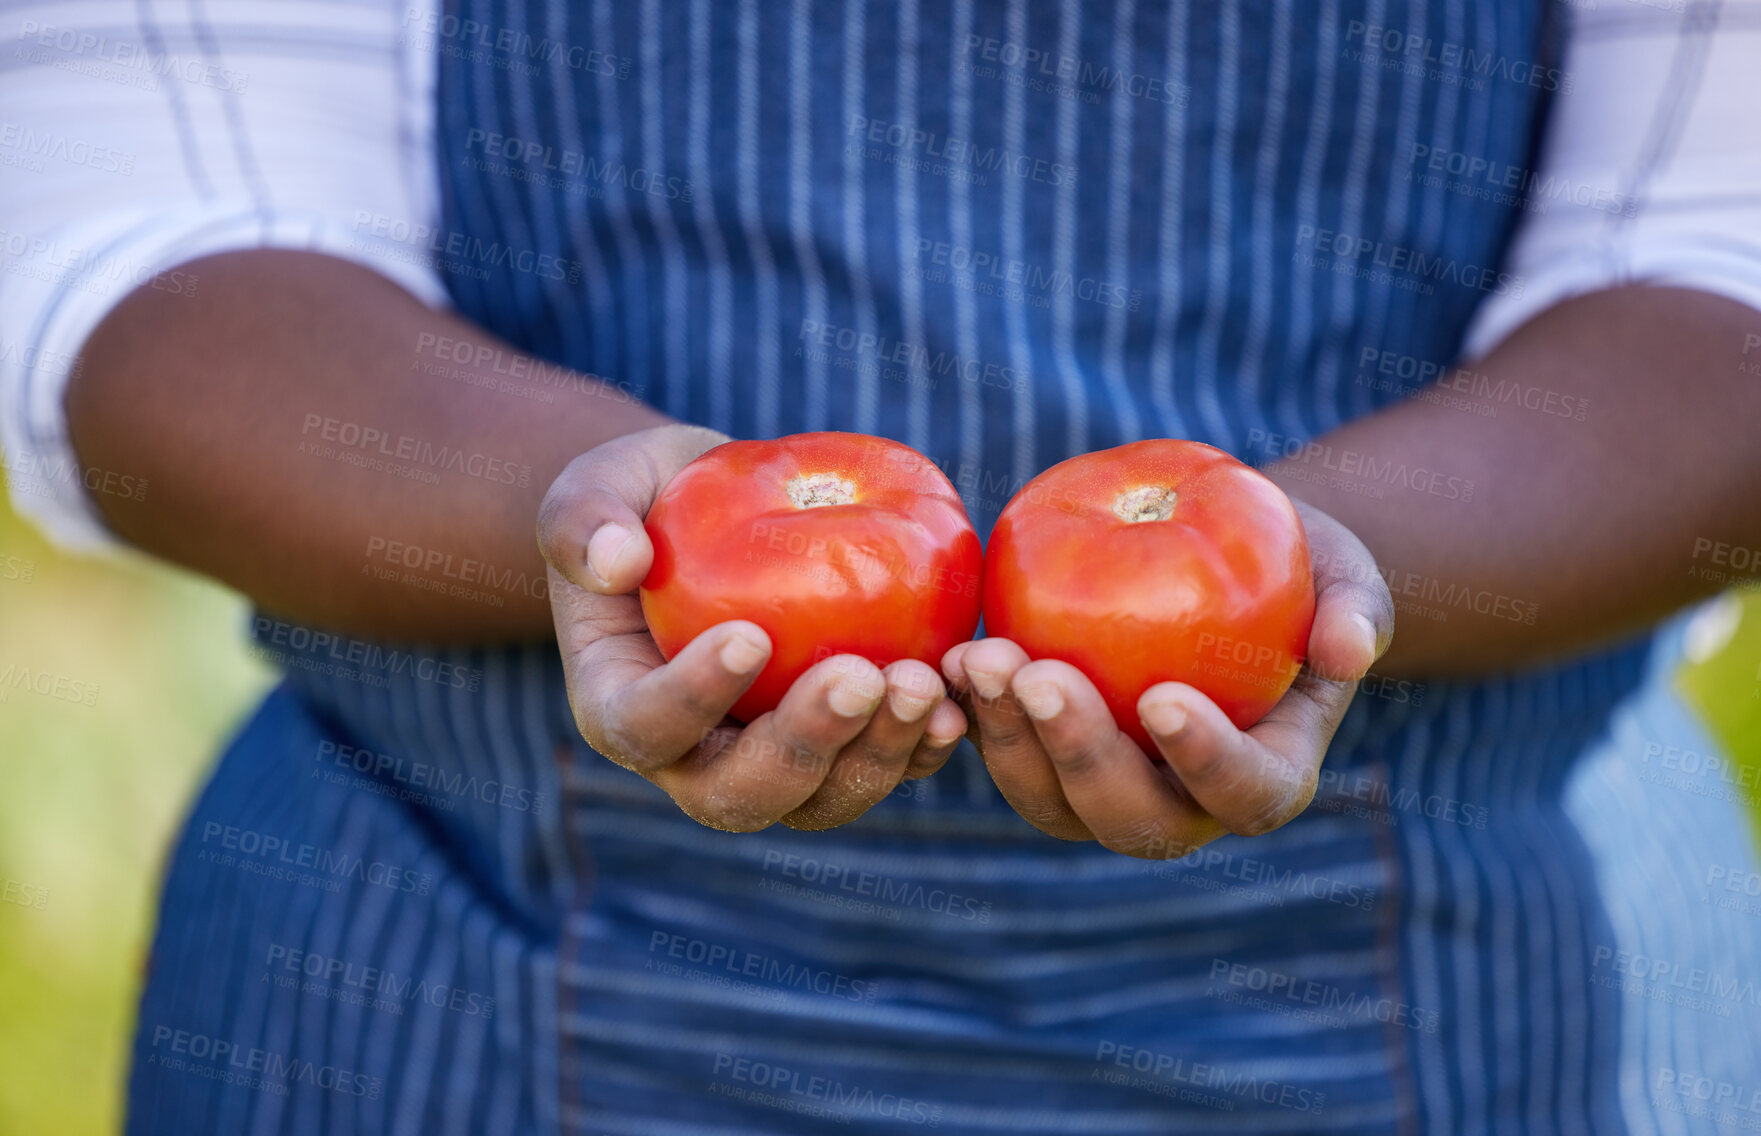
[1290,499,1395,684]
[537,424,728,594]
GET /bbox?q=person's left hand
[942,499,1394,859]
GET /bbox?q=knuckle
[1293,764,1321,805]
[535,495,578,571]
[1173,739,1231,786]
[1156,835,1211,860]
[844,720,917,770]
[696,802,773,834]
[535,532,564,574]
[781,736,834,779]
[1335,579,1395,634]
[906,738,957,777]
[673,680,734,730]
[825,754,902,806]
[671,785,774,834]
[783,780,882,832]
[692,725,739,764]
[1325,577,1374,610]
[1114,823,1207,861]
[779,808,843,833]
[735,730,831,785]
[1008,795,1087,839]
[976,709,1035,753]
[1227,812,1283,838]
[1045,739,1103,779]
[598,719,661,772]
[538,480,638,571]
[581,689,667,772]
[1224,809,1266,837]
[1227,790,1305,837]
[571,703,620,761]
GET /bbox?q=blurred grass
[0,493,273,1135]
[1677,588,1761,846]
[0,488,1758,1135]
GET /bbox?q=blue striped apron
[128,2,1662,1133]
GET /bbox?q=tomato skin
[640,432,983,723]
[983,439,1315,751]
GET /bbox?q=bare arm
[1266,285,1761,678]
[66,248,670,642]
[65,246,964,830]
[954,285,1761,858]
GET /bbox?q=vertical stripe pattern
[125,3,1714,1134]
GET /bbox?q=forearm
[1267,285,1761,678]
[66,249,671,641]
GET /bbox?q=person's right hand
[537,424,968,832]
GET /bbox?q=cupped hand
[537,424,968,832]
[943,499,1394,858]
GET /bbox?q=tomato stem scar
[1113,485,1177,523]
[786,472,857,508]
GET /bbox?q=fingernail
[888,687,937,723]
[719,632,769,675]
[1014,682,1063,721]
[966,668,1006,703]
[1349,613,1379,667]
[586,524,635,585]
[1141,699,1188,739]
[923,703,965,748]
[829,675,886,718]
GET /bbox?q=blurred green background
[1,490,1758,1135]
[0,495,273,1134]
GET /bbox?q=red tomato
[641,432,983,723]
[983,439,1315,750]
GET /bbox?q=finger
[567,619,771,772]
[1011,661,1222,858]
[1293,500,1396,682]
[536,424,726,593]
[1122,497,1387,839]
[546,560,650,649]
[939,640,978,685]
[654,655,887,832]
[1304,578,1389,684]
[940,640,985,749]
[1137,681,1323,838]
[948,638,1091,841]
[536,459,652,594]
[903,699,967,780]
[782,659,944,830]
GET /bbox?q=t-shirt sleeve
[0,0,445,554]
[1461,4,1761,359]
